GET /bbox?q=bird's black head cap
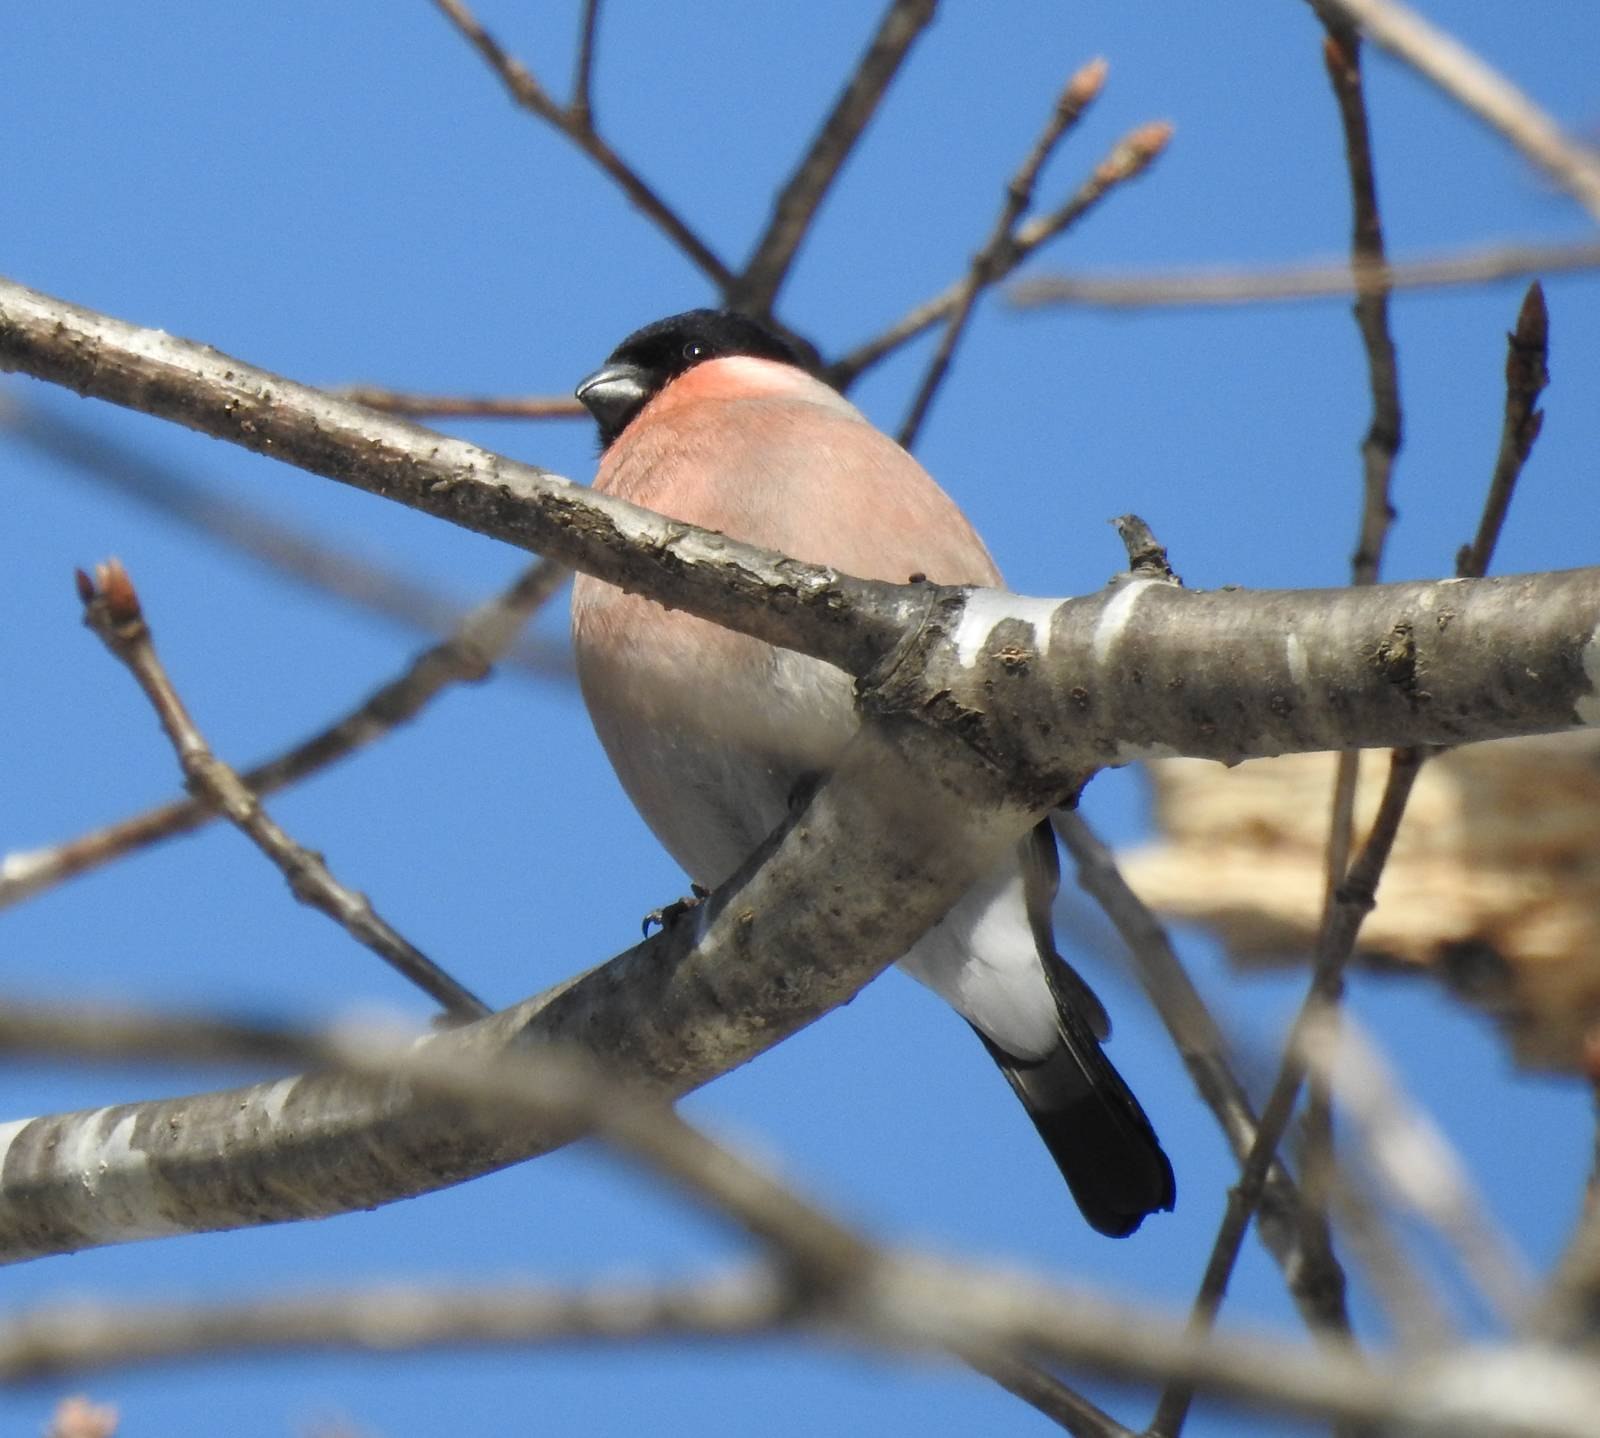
[576,309,809,449]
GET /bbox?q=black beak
[576,362,652,447]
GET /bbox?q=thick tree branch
[3,277,1595,778]
[6,1255,1600,1436]
[0,717,1040,1264]
[0,273,912,677]
[3,278,1598,1267]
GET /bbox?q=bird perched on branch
[570,308,1173,1235]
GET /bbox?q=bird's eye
[681,341,706,362]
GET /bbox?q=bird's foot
[642,883,710,936]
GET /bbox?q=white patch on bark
[57,1107,185,1242]
[1579,622,1600,725]
[1091,579,1157,664]
[1286,631,1310,691]
[0,1117,30,1167]
[0,848,50,892]
[951,590,1061,669]
[260,1076,301,1128]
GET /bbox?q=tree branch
[430,0,734,290]
[336,386,587,420]
[1008,238,1600,310]
[1,277,1596,774]
[1,558,566,912]
[1310,0,1600,224]
[828,120,1172,389]
[731,0,938,315]
[897,57,1106,449]
[0,394,570,677]
[75,560,491,1021]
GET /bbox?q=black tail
[973,952,1174,1237]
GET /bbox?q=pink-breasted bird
[570,309,1173,1235]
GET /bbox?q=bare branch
[829,120,1172,389]
[2,1272,790,1384]
[338,386,587,420]
[898,57,1106,448]
[1321,25,1401,589]
[1458,281,1550,579]
[7,1004,1600,1433]
[1055,813,1351,1338]
[1,559,565,912]
[1286,34,1407,1409]
[2,279,1597,769]
[1311,0,1600,224]
[0,713,1045,1263]
[76,560,490,1020]
[430,0,733,290]
[1300,1011,1534,1324]
[570,0,602,127]
[0,1003,1119,1432]
[963,1352,1134,1438]
[1151,749,1424,1437]
[1009,238,1600,309]
[0,394,570,676]
[731,0,938,315]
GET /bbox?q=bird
[569,308,1174,1235]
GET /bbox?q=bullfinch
[570,309,1173,1235]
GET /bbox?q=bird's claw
[642,883,710,936]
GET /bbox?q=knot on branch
[855,586,1091,811]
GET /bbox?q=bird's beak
[576,361,652,442]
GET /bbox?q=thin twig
[964,1352,1134,1438]
[0,396,570,677]
[1157,38,1405,1428]
[1008,238,1600,309]
[569,0,602,127]
[731,0,938,315]
[1300,1012,1534,1325]
[76,560,491,1020]
[1055,814,1353,1335]
[1457,281,1549,579]
[828,120,1172,389]
[897,58,1106,448]
[1309,1132,1455,1350]
[2,559,567,912]
[1323,25,1402,589]
[1148,750,1423,1438]
[1311,0,1600,223]
[1534,1076,1600,1342]
[430,0,733,290]
[1305,34,1403,1416]
[339,386,587,420]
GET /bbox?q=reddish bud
[1062,57,1108,112]
[93,558,142,625]
[1095,120,1174,184]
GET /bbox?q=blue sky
[4,3,1599,1434]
